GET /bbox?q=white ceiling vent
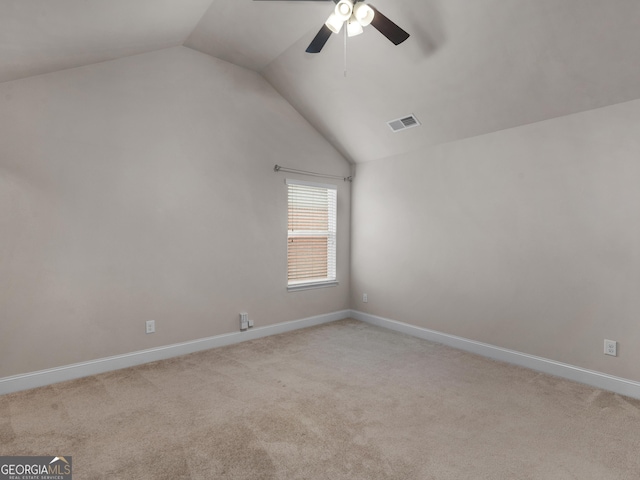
[387,114,421,133]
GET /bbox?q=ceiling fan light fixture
[297,0,408,54]
[325,12,344,34]
[347,16,363,37]
[353,3,374,27]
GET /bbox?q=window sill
[287,281,339,292]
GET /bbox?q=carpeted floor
[1,319,640,479]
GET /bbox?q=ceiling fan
[255,0,410,54]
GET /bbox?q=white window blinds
[286,179,337,289]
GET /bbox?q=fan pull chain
[344,25,348,77]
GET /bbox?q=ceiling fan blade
[369,6,410,45]
[306,24,333,53]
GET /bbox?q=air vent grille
[387,114,421,133]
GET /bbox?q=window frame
[286,179,338,292]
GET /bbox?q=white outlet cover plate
[604,339,617,356]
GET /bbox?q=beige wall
[351,99,640,382]
[0,46,351,378]
[4,42,638,385]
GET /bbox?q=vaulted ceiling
[3,0,640,163]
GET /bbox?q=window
[286,179,337,290]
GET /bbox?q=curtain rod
[274,165,352,182]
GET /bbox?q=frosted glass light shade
[334,0,353,21]
[347,16,363,37]
[325,12,344,34]
[353,3,374,26]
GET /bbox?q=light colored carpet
[1,319,640,479]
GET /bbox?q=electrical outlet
[240,313,249,331]
[248,319,254,328]
[146,320,155,334]
[604,339,617,356]
[363,293,368,303]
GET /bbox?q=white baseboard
[6,309,638,400]
[351,310,640,400]
[0,310,350,395]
